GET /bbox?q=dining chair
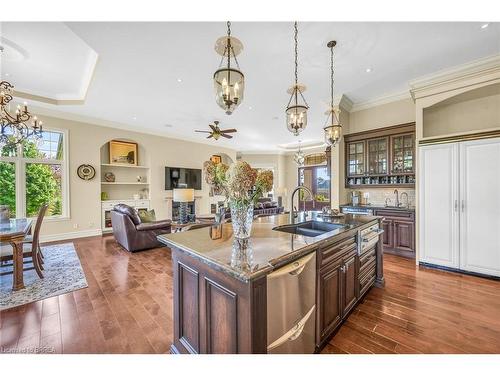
[0,204,48,279]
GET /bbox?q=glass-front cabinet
[391,133,414,173]
[344,123,415,188]
[347,141,365,176]
[367,137,388,175]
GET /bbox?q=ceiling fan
[195,121,237,140]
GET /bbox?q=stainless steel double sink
[273,221,345,237]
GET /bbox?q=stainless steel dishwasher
[266,252,316,354]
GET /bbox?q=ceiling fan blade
[220,133,233,139]
[221,129,237,133]
[209,124,217,132]
[195,130,211,133]
[207,134,214,139]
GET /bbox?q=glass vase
[229,201,254,239]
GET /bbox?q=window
[298,165,331,210]
[0,129,68,219]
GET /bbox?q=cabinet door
[459,138,500,277]
[347,141,366,176]
[367,137,388,175]
[318,261,342,341]
[380,218,394,249]
[391,133,414,173]
[342,254,357,317]
[393,220,415,254]
[418,143,459,268]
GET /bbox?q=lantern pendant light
[213,21,245,115]
[323,41,342,147]
[293,140,305,166]
[286,22,309,136]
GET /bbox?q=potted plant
[203,160,273,239]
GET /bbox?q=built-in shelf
[101,163,149,169]
[101,182,149,185]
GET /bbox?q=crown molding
[350,91,411,112]
[337,94,354,112]
[409,54,500,100]
[27,105,239,152]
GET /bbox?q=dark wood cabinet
[342,254,357,317]
[374,209,415,258]
[393,220,415,254]
[318,260,342,342]
[345,123,415,188]
[380,218,394,249]
[316,235,360,347]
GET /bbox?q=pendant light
[323,41,342,147]
[293,140,305,166]
[213,21,245,115]
[286,22,309,136]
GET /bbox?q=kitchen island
[157,212,384,354]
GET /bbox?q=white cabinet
[418,143,460,268]
[459,139,500,276]
[419,138,500,277]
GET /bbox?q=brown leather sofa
[111,204,172,252]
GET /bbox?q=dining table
[0,218,33,291]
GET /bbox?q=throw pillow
[138,209,156,223]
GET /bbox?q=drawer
[101,202,115,210]
[319,236,357,268]
[374,209,414,221]
[358,266,376,297]
[134,200,149,208]
[359,248,376,276]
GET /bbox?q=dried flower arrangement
[203,160,273,207]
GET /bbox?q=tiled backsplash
[345,188,415,208]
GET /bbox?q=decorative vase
[229,201,254,239]
[230,238,254,272]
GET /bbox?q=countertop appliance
[266,252,316,354]
[340,206,373,215]
[350,191,361,206]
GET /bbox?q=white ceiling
[1,22,499,151]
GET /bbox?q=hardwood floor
[1,235,499,354]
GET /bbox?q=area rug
[0,242,88,311]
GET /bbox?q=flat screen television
[165,167,202,190]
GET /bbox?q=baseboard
[419,262,500,281]
[40,229,103,243]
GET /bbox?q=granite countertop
[157,212,380,282]
[340,204,415,212]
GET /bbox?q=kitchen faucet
[290,185,315,222]
[394,189,400,208]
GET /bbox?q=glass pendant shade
[324,107,342,147]
[214,67,245,115]
[286,103,308,136]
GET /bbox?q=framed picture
[109,140,138,166]
[211,155,222,164]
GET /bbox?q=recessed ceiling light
[4,73,9,77]
[365,68,372,73]
[132,116,137,120]
[248,106,253,110]
[177,78,183,83]
[272,116,279,120]
[481,23,489,29]
[164,124,173,128]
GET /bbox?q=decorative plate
[77,164,96,180]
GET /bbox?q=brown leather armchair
[111,204,171,252]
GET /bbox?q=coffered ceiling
[1,22,499,151]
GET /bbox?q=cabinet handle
[454,200,458,212]
[461,200,465,212]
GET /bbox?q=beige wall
[423,84,500,138]
[348,98,415,134]
[37,114,236,239]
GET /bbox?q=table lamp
[173,188,194,223]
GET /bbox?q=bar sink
[273,221,345,237]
